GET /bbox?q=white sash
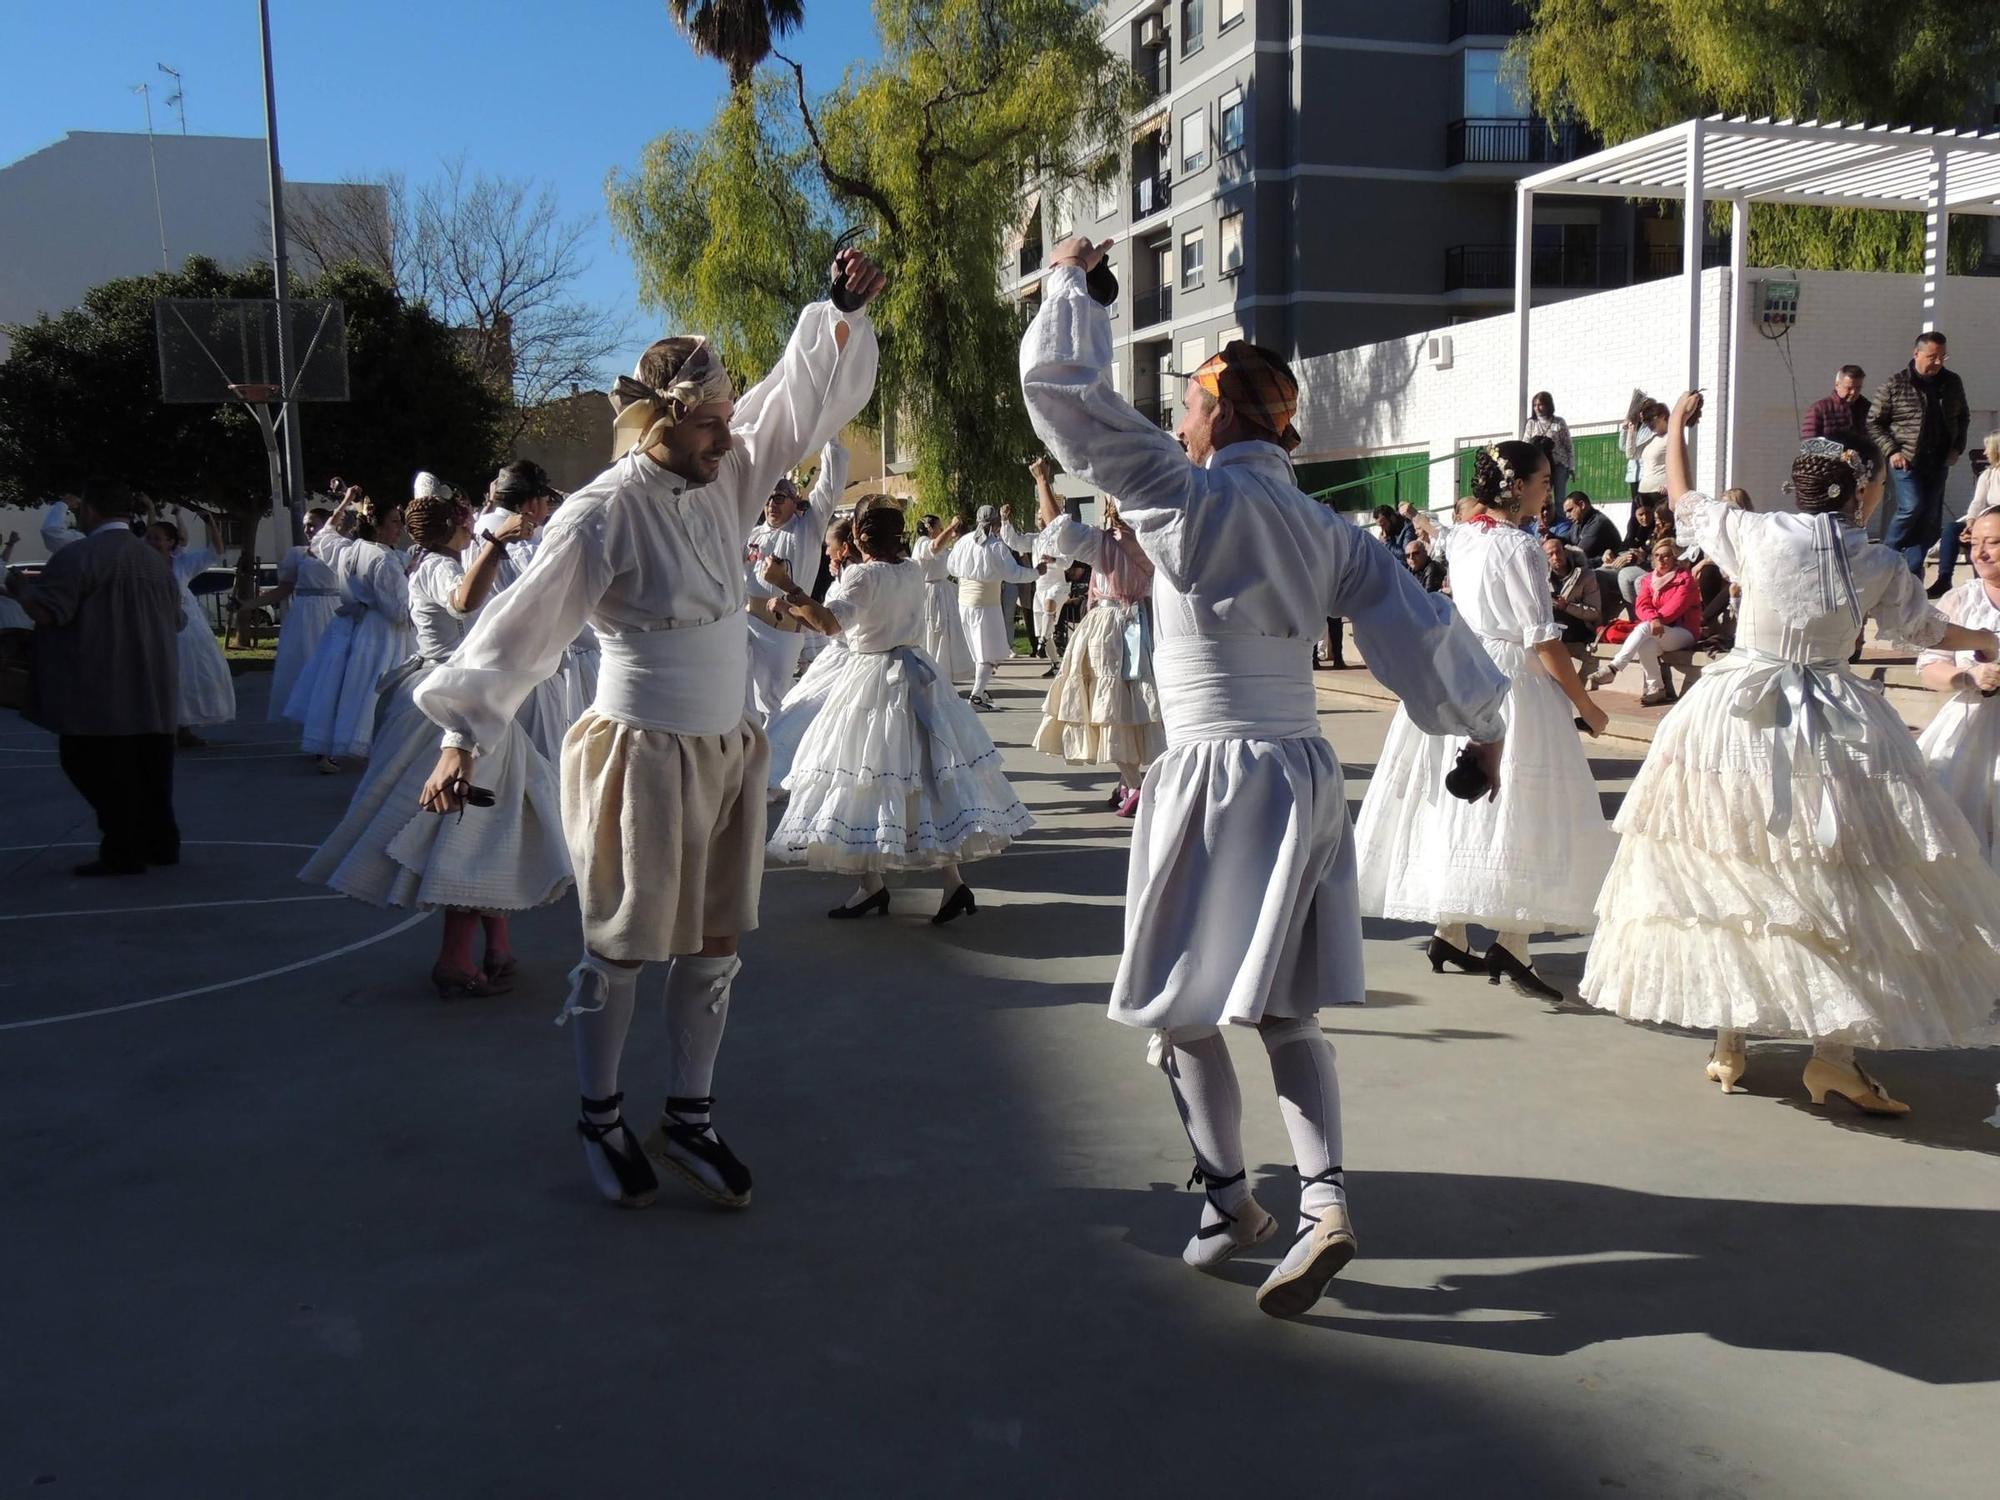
[595,612,749,736]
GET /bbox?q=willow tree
[609,0,1134,521]
[1517,0,2000,270]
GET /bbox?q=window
[1220,212,1244,276]
[1096,165,1118,219]
[1111,361,1122,395]
[1180,0,1204,56]
[1463,48,1527,119]
[1180,228,1205,290]
[1181,337,1207,374]
[1218,88,1245,156]
[1053,185,1074,238]
[1217,325,1244,349]
[1219,0,1244,29]
[1180,107,1208,175]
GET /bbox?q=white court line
[0,893,344,923]
[0,840,317,853]
[0,739,302,753]
[3,751,311,768]
[0,910,429,1031]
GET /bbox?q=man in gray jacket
[6,476,182,876]
[1868,329,1970,586]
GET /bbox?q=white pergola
[1516,115,2000,479]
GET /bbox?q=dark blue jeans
[1883,464,1949,577]
[1937,515,1968,589]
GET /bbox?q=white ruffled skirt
[174,583,236,727]
[561,638,600,727]
[296,612,412,759]
[1032,600,1164,769]
[1917,690,2000,873]
[1354,635,1612,934]
[924,578,973,682]
[267,594,341,722]
[284,613,353,724]
[1580,653,2000,1048]
[298,663,572,911]
[765,638,851,792]
[768,645,1033,871]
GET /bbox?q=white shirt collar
[88,518,132,537]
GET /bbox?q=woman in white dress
[761,506,1033,922]
[283,495,363,768]
[1025,456,1165,815]
[764,515,859,794]
[142,511,237,746]
[911,513,972,682]
[259,503,343,721]
[1582,403,2000,1114]
[1918,506,2000,869]
[300,494,571,998]
[294,498,412,767]
[464,463,576,761]
[1354,440,1613,999]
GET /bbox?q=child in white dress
[1917,506,2000,869]
[762,506,1033,922]
[143,513,237,744]
[1582,402,2000,1115]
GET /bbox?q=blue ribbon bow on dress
[1727,653,1868,848]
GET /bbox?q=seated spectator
[1370,504,1414,552]
[1562,491,1621,564]
[1588,538,1702,706]
[1544,535,1602,645]
[1403,537,1446,593]
[1610,497,1662,608]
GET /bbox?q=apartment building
[1005,0,1725,436]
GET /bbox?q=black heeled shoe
[1105,784,1127,811]
[932,884,977,925]
[1426,935,1484,975]
[827,888,890,920]
[1485,943,1564,1001]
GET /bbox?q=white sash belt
[1155,634,1318,744]
[959,579,1002,607]
[595,612,749,736]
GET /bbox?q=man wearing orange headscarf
[1021,235,1509,1320]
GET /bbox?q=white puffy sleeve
[1335,519,1510,742]
[807,439,849,530]
[1000,518,1039,553]
[823,561,877,633]
[173,548,216,584]
[1503,533,1561,646]
[1676,492,1748,579]
[1859,543,1949,650]
[1917,583,1974,670]
[414,504,614,755]
[724,302,879,536]
[1045,513,1111,571]
[945,534,976,578]
[276,546,304,585]
[1021,265,1207,573]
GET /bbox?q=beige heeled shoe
[1803,1055,1910,1116]
[1704,1037,1748,1094]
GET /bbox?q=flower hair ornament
[1484,443,1518,498]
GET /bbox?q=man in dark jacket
[1561,491,1622,565]
[1802,365,1870,443]
[1868,330,1970,586]
[5,476,183,876]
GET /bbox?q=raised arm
[723,252,883,534]
[40,501,83,555]
[1021,247,1204,530]
[453,511,534,615]
[805,439,850,531]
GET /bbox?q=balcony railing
[1133,285,1173,328]
[1447,0,1531,39]
[1637,241,1732,280]
[1445,243,1630,293]
[1018,243,1043,279]
[1132,173,1171,221]
[1446,117,1595,167]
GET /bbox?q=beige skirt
[560,710,769,961]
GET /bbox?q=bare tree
[287,159,629,445]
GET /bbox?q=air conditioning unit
[1426,335,1454,370]
[1139,14,1165,48]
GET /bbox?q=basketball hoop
[228,383,281,405]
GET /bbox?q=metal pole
[1513,182,1534,442]
[258,0,306,546]
[1922,146,1949,333]
[1724,197,1749,488]
[1682,120,1706,487]
[135,84,169,271]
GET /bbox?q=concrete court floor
[3,665,1997,1500]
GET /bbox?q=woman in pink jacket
[1589,538,1703,704]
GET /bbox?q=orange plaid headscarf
[1193,342,1302,452]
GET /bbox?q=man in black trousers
[7,476,183,877]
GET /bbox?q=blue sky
[0,0,883,378]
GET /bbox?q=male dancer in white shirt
[948,506,1038,709]
[416,251,886,1212]
[1022,236,1508,1317]
[743,438,849,723]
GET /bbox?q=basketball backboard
[154,298,349,406]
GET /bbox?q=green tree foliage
[610,0,1135,522]
[0,257,506,551]
[666,0,806,91]
[1517,0,2000,270]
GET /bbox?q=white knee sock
[1494,929,1532,962]
[1434,921,1469,951]
[844,872,886,908]
[1261,1017,1346,1219]
[1162,1027,1250,1215]
[972,663,995,697]
[662,954,741,1135]
[559,951,642,1110]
